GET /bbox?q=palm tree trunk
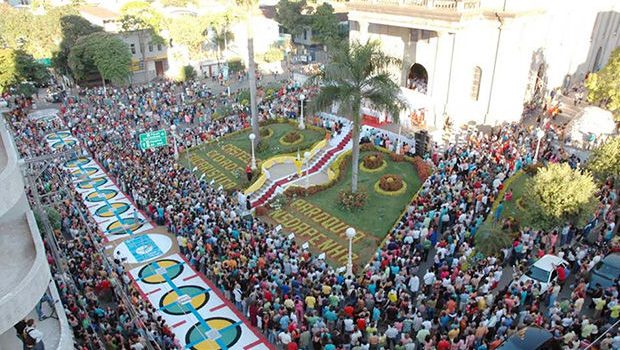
[246,12,260,143]
[351,102,361,193]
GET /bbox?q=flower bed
[360,153,387,172]
[337,190,368,211]
[375,174,408,196]
[412,156,431,182]
[279,131,304,145]
[259,127,273,138]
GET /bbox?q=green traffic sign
[139,129,168,150]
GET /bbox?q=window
[349,21,359,32]
[149,43,153,52]
[130,44,136,55]
[471,66,482,101]
[303,29,307,41]
[157,43,162,51]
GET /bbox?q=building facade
[79,6,170,84]
[0,115,72,350]
[347,0,620,130]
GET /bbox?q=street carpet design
[44,129,155,242]
[28,108,59,122]
[45,129,272,350]
[130,254,272,350]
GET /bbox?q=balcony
[350,0,481,11]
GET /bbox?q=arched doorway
[407,63,428,94]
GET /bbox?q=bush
[475,226,515,257]
[179,65,197,82]
[256,140,269,153]
[412,157,431,182]
[338,190,368,211]
[362,153,384,169]
[360,143,376,152]
[379,174,404,192]
[255,206,269,216]
[260,127,272,137]
[522,163,543,176]
[390,153,405,162]
[227,58,245,73]
[282,131,301,144]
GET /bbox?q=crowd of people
[5,77,619,350]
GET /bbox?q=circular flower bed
[375,174,407,196]
[360,153,387,173]
[279,131,304,145]
[259,127,273,138]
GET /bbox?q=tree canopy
[586,48,620,120]
[523,163,598,230]
[0,48,50,93]
[120,1,164,33]
[68,32,132,85]
[0,4,77,59]
[167,15,211,60]
[587,135,620,181]
[52,15,103,75]
[275,0,309,37]
[311,40,406,192]
[310,3,344,45]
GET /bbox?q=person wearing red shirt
[437,335,451,350]
[343,305,354,317]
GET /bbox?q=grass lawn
[267,150,422,267]
[180,122,325,190]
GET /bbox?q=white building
[0,118,72,350]
[79,5,169,84]
[347,0,620,129]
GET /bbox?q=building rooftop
[79,5,120,20]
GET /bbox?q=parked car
[516,254,569,293]
[587,253,620,293]
[497,327,562,350]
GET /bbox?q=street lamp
[298,93,306,130]
[345,227,357,276]
[249,133,257,170]
[304,151,311,188]
[170,124,179,160]
[533,128,545,164]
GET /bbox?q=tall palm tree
[235,0,260,143]
[311,40,406,193]
[210,24,234,61]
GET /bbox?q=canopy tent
[565,106,617,148]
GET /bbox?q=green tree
[310,3,342,45]
[227,57,245,73]
[167,15,209,59]
[275,0,308,37]
[586,48,620,120]
[52,15,103,75]
[0,48,50,93]
[120,1,164,32]
[311,40,406,193]
[179,65,197,81]
[0,48,19,92]
[236,0,261,144]
[524,163,598,230]
[587,135,620,181]
[209,21,234,61]
[263,46,284,63]
[68,32,131,86]
[0,4,76,59]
